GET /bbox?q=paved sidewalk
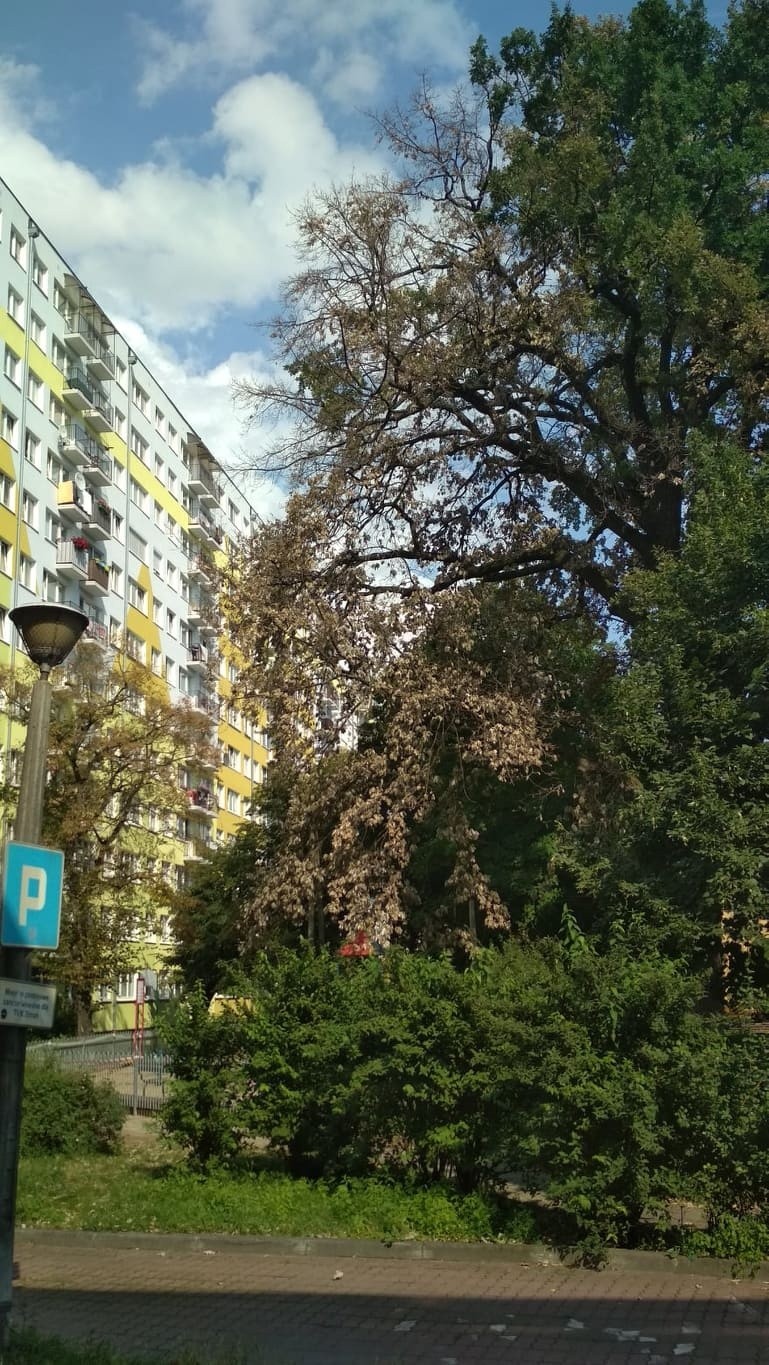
[11,1232,769,1364]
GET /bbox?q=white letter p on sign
[19,865,46,927]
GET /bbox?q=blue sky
[0,0,706,511]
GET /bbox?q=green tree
[552,437,769,997]
[1,645,214,1031]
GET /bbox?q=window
[180,622,189,648]
[178,667,187,694]
[2,410,18,448]
[109,562,122,594]
[154,454,164,482]
[132,380,148,414]
[153,597,162,626]
[112,511,124,542]
[27,372,43,408]
[128,577,147,612]
[0,608,8,645]
[6,287,22,324]
[226,788,238,814]
[154,406,165,434]
[49,394,65,428]
[167,424,177,451]
[131,427,148,463]
[228,499,238,526]
[151,648,162,676]
[166,609,176,637]
[125,631,144,662]
[22,492,38,529]
[0,474,14,510]
[112,460,126,492]
[129,478,147,513]
[32,257,48,294]
[129,529,147,561]
[45,509,60,542]
[179,574,188,602]
[9,226,26,269]
[226,745,239,771]
[30,312,46,346]
[0,538,11,575]
[46,450,62,484]
[114,409,126,440]
[166,560,177,590]
[115,357,126,390]
[153,549,163,577]
[24,432,41,468]
[167,469,177,497]
[51,336,66,371]
[19,554,35,590]
[4,346,20,385]
[43,569,62,602]
[53,281,69,315]
[165,656,175,686]
[228,662,238,684]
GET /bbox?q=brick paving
[10,1234,769,1364]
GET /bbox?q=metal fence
[27,1030,170,1115]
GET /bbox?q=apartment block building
[0,175,268,1017]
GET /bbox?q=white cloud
[0,64,383,332]
[136,0,472,107]
[116,319,287,522]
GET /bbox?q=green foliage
[160,944,769,1255]
[16,1152,538,1246]
[552,438,769,996]
[21,1059,124,1156]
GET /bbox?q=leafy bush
[22,1059,124,1156]
[160,943,769,1256]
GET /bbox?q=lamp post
[0,603,87,1349]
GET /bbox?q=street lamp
[0,603,88,1348]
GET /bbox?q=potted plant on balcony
[72,536,89,552]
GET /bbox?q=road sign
[1,842,64,950]
[0,978,56,1029]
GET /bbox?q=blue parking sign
[1,842,64,950]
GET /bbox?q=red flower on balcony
[72,536,89,551]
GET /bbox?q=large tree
[221,0,769,950]
[1,646,214,1031]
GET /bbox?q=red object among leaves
[338,930,373,958]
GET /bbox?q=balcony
[184,835,213,862]
[63,311,101,358]
[56,539,88,579]
[84,385,113,433]
[190,692,219,721]
[82,616,109,648]
[188,552,214,582]
[82,498,112,540]
[82,444,112,487]
[83,558,109,595]
[188,460,222,508]
[57,480,90,522]
[59,423,106,470]
[87,336,115,382]
[185,785,214,816]
[188,643,209,672]
[188,504,222,551]
[63,366,93,410]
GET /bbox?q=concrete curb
[14,1227,766,1281]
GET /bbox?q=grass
[17,1146,539,1245]
[4,1328,247,1364]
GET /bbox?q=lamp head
[9,603,89,671]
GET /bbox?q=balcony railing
[56,539,88,574]
[185,785,214,813]
[83,444,112,483]
[85,385,113,431]
[64,366,94,403]
[60,423,106,468]
[188,643,208,667]
[85,559,109,592]
[188,460,222,505]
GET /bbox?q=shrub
[22,1059,124,1156]
[160,942,769,1257]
